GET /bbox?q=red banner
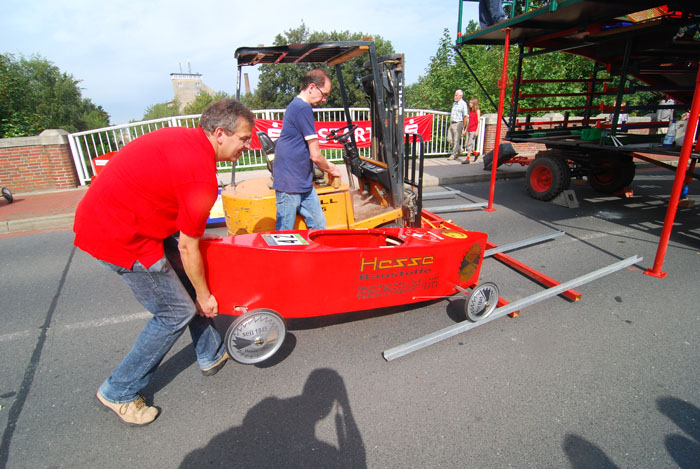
[251,115,433,150]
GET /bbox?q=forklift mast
[234,41,407,210]
[362,52,406,209]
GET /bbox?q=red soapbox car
[200,227,499,364]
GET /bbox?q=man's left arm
[178,232,218,317]
[461,102,468,135]
[309,138,342,178]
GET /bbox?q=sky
[1,0,480,125]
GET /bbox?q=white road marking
[0,311,150,343]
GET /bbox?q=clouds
[2,0,477,124]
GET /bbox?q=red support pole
[486,28,511,212]
[644,66,700,278]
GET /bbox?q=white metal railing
[68,108,465,186]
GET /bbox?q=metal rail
[484,231,564,257]
[383,255,642,361]
[67,109,485,186]
[428,202,488,213]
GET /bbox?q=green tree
[80,99,110,129]
[0,53,110,138]
[183,91,230,115]
[406,22,657,118]
[252,23,395,109]
[142,99,181,120]
[240,91,264,110]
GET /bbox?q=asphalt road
[1,166,698,468]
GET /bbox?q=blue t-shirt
[273,97,318,193]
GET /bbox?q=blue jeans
[275,189,326,230]
[479,0,507,28]
[97,236,225,404]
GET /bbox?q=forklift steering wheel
[326,124,358,144]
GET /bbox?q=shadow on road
[563,434,619,468]
[657,396,700,468]
[179,368,366,468]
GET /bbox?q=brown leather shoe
[201,352,229,377]
[96,392,159,426]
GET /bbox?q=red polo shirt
[74,127,218,269]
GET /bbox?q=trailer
[456,0,699,276]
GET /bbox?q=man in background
[448,89,469,161]
[657,97,675,133]
[480,0,508,29]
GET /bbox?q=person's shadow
[658,396,700,468]
[563,434,619,468]
[180,368,366,468]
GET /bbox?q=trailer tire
[483,143,517,171]
[2,187,13,204]
[588,157,635,194]
[525,154,570,201]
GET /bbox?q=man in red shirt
[74,99,254,426]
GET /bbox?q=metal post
[509,44,525,135]
[645,66,700,278]
[231,65,244,186]
[336,63,358,188]
[485,28,511,212]
[458,0,464,38]
[583,62,602,126]
[455,48,508,128]
[610,40,632,137]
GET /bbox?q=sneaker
[447,155,456,160]
[96,392,159,427]
[473,152,480,162]
[461,159,470,164]
[201,352,229,377]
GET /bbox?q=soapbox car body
[200,227,497,363]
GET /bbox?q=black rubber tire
[525,154,570,201]
[2,187,13,204]
[483,143,518,170]
[588,157,635,194]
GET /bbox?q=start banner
[251,114,433,150]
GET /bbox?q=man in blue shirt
[273,69,342,230]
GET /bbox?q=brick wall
[481,114,546,158]
[0,130,78,193]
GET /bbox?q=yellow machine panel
[221,178,402,236]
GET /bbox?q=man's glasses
[315,83,329,99]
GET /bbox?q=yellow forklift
[222,41,424,235]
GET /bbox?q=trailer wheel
[588,158,635,194]
[2,187,13,204]
[465,282,499,322]
[525,154,570,201]
[225,308,286,364]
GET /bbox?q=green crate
[581,128,601,141]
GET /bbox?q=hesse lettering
[359,256,433,280]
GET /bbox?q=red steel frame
[474,12,699,279]
[645,67,700,278]
[485,28,512,212]
[421,210,582,318]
